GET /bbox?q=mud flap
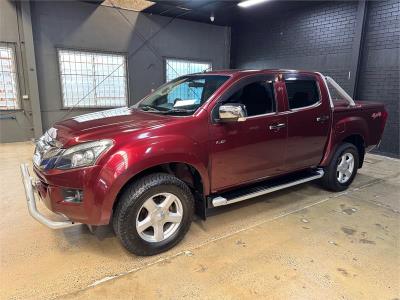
[193,191,207,220]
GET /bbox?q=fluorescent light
[238,0,269,8]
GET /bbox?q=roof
[202,69,320,77]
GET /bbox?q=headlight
[54,139,113,169]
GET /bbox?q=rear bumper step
[211,169,324,207]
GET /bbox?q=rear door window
[285,80,320,109]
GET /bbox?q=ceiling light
[210,13,215,22]
[238,0,269,8]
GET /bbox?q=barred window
[0,45,19,110]
[165,58,212,82]
[58,49,128,108]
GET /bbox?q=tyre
[113,173,194,256]
[320,143,359,192]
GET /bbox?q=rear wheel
[321,143,359,192]
[113,173,194,256]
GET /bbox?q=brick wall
[357,0,399,157]
[231,0,399,157]
[231,1,358,94]
[258,2,356,57]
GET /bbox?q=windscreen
[137,75,229,116]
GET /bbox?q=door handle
[316,115,329,122]
[269,123,286,130]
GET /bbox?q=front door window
[224,81,276,116]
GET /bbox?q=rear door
[283,73,331,170]
[209,74,287,192]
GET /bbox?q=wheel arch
[342,134,366,168]
[108,161,207,224]
[320,133,366,168]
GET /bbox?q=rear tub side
[320,101,387,167]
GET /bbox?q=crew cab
[21,69,387,255]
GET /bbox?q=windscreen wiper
[139,105,162,113]
[139,106,194,114]
[159,108,195,114]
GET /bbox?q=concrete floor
[0,142,399,300]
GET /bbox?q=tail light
[381,109,388,133]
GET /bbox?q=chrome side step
[211,169,324,207]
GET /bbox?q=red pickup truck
[21,69,387,255]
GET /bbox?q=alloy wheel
[136,193,183,243]
[336,152,355,184]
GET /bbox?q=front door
[209,75,287,192]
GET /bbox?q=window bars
[58,49,128,108]
[0,45,19,110]
[165,58,212,82]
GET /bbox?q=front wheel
[113,173,194,256]
[320,143,359,192]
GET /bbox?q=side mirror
[218,103,247,122]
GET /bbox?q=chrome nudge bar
[20,163,81,229]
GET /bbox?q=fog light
[62,189,84,203]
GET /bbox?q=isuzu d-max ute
[21,69,387,255]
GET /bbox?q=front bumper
[20,163,81,229]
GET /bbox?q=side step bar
[211,169,324,207]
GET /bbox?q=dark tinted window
[285,80,319,109]
[225,81,275,116]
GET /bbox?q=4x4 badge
[372,112,382,119]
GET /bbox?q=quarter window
[285,80,319,109]
[225,81,275,117]
[58,49,128,108]
[0,45,19,110]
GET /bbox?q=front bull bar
[20,163,81,229]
